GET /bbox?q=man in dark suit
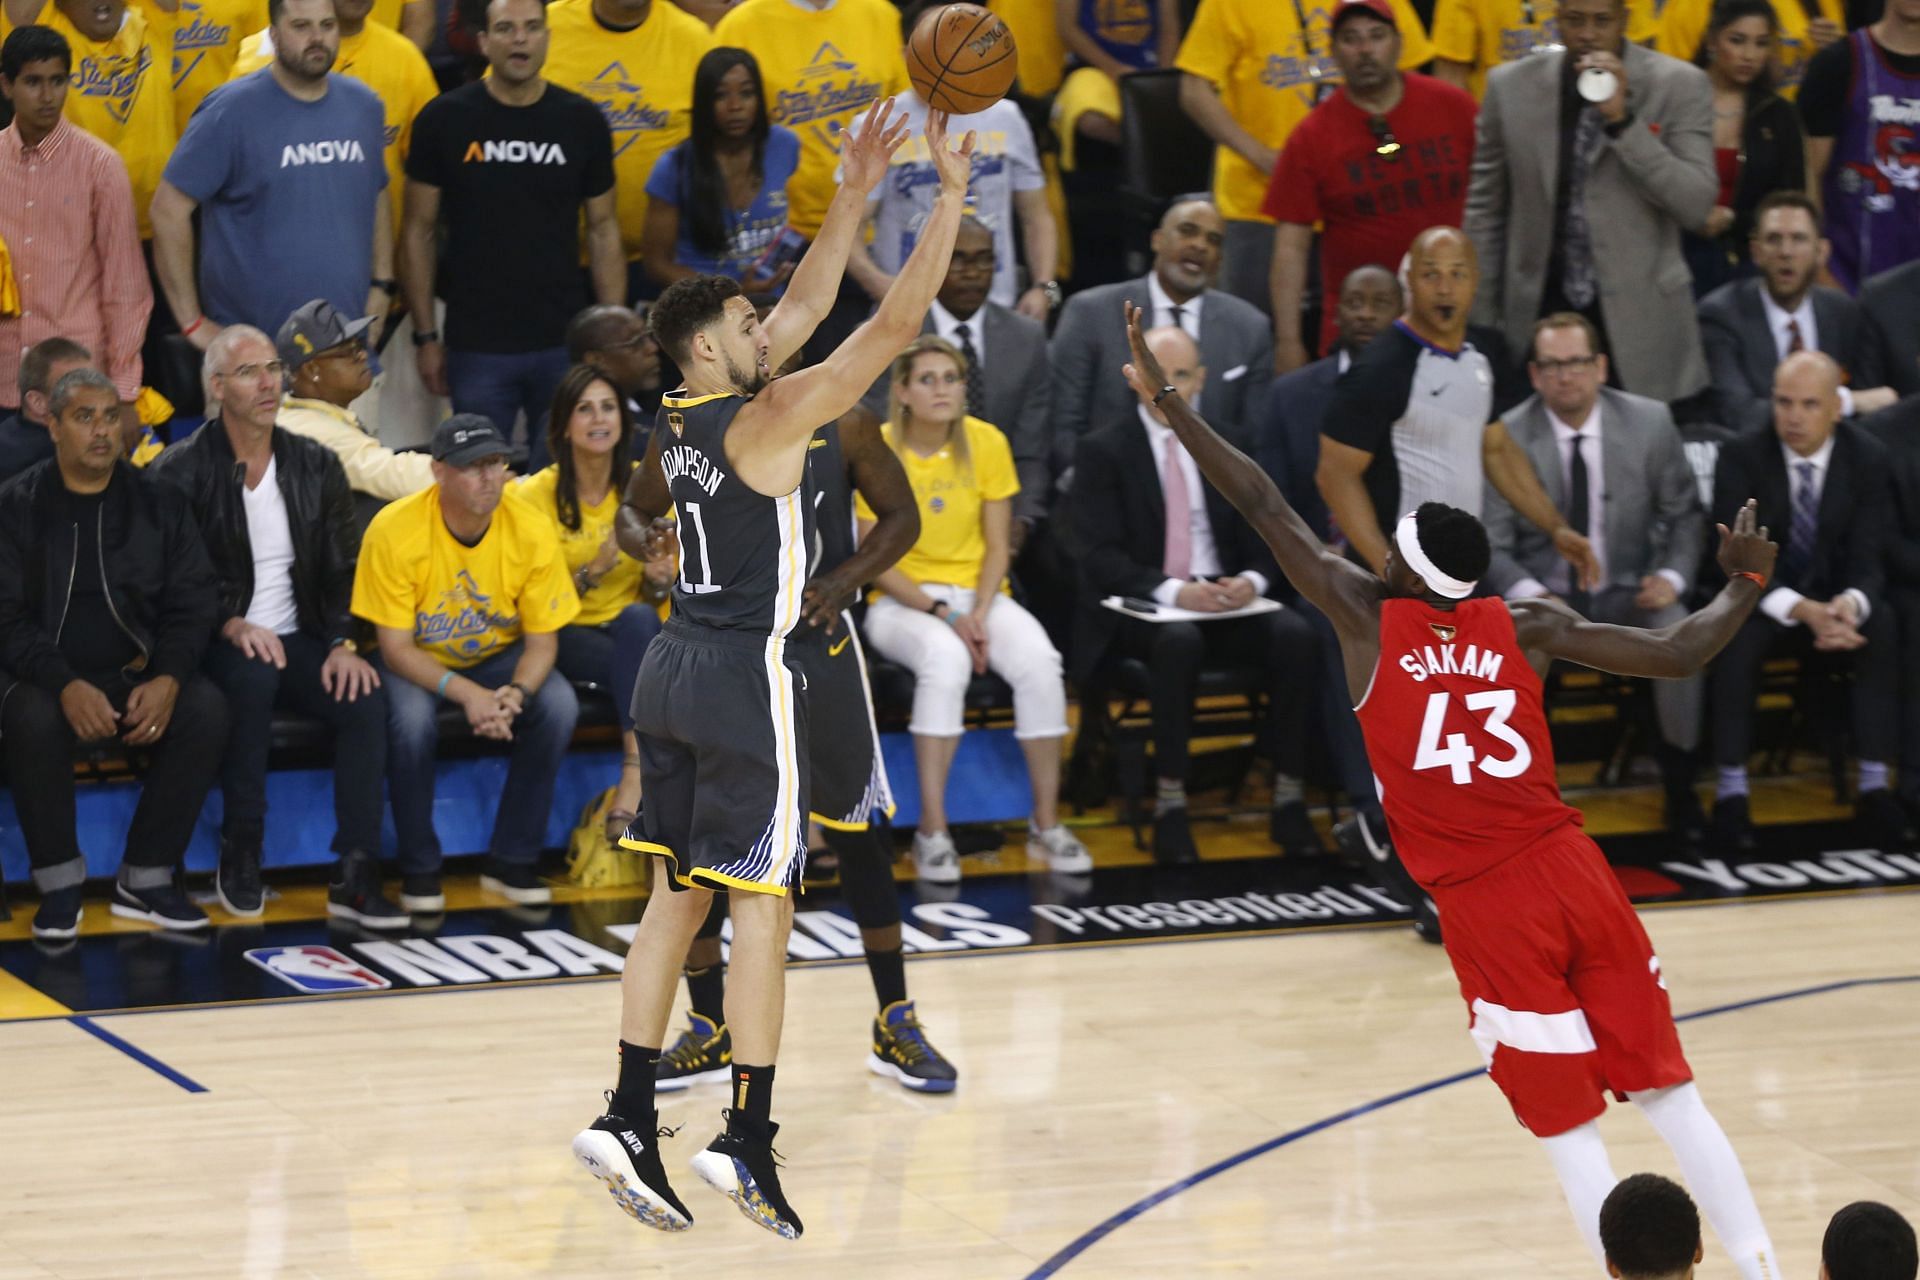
[1699,193,1897,434]
[1861,395,1920,828]
[1051,197,1273,498]
[1860,259,1920,401]
[1483,313,1710,837]
[1707,351,1903,852]
[1067,325,1320,866]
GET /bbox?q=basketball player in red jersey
[1119,303,1785,1279]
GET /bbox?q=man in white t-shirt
[844,86,1059,320]
[148,325,402,930]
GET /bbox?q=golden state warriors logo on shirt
[73,45,154,126]
[776,42,883,146]
[1256,3,1340,99]
[171,1,233,86]
[417,570,519,659]
[581,61,674,157]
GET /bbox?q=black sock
[685,963,727,1026]
[865,946,907,1009]
[729,1062,776,1138]
[613,1040,659,1122]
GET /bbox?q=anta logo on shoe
[619,1130,648,1154]
[245,945,392,993]
[1428,622,1457,642]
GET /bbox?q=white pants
[863,586,1068,740]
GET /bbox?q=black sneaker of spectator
[1270,801,1328,857]
[480,861,553,906]
[400,874,445,913]
[216,834,265,918]
[1663,786,1708,847]
[328,851,407,931]
[1710,795,1757,855]
[1856,789,1909,852]
[1152,809,1199,866]
[32,885,83,940]
[111,876,209,931]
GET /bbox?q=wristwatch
[1039,280,1063,310]
[1153,384,1178,405]
[927,599,949,616]
[371,277,398,294]
[331,637,360,655]
[412,328,441,347]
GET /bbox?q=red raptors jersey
[1355,597,1581,887]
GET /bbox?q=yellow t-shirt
[855,416,1019,591]
[352,485,580,668]
[713,0,909,239]
[42,3,176,237]
[1431,0,1656,98]
[230,21,437,233]
[990,0,1067,96]
[544,0,714,257]
[515,464,646,628]
[1655,0,1841,97]
[144,0,265,132]
[1174,0,1434,222]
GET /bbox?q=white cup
[1576,66,1618,104]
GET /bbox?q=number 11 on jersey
[678,501,719,594]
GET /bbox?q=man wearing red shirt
[1266,0,1479,373]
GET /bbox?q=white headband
[1394,511,1476,599]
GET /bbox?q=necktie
[1566,432,1590,537]
[1782,459,1818,582]
[1786,317,1806,355]
[1561,106,1606,310]
[1169,304,1188,337]
[1162,434,1192,581]
[954,322,986,419]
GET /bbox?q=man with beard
[568,304,665,427]
[1266,0,1479,375]
[152,0,392,347]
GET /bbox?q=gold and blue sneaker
[690,1116,803,1239]
[867,999,958,1093]
[571,1097,693,1232]
[655,1011,731,1092]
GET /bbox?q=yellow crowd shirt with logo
[230,21,437,232]
[352,484,580,668]
[713,0,908,238]
[1655,0,1841,97]
[543,0,712,257]
[38,2,176,236]
[855,416,1019,591]
[989,0,1067,96]
[1431,0,1656,97]
[515,464,645,628]
[1175,0,1433,222]
[141,0,263,131]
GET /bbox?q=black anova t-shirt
[406,80,615,353]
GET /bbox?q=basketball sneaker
[571,1097,693,1232]
[1027,824,1093,874]
[655,1011,731,1092]
[868,999,958,1093]
[690,1116,803,1239]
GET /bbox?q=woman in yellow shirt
[518,364,674,837]
[857,336,1090,883]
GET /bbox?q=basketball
[906,3,1019,116]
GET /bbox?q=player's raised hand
[840,96,911,195]
[1715,498,1777,584]
[924,111,976,198]
[1121,300,1170,403]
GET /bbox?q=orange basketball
[906,3,1019,116]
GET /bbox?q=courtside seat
[260,680,621,771]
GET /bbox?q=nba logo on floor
[245,946,392,994]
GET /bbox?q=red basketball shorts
[1430,824,1692,1137]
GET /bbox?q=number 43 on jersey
[1411,690,1534,784]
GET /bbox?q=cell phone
[751,227,808,280]
[1121,597,1162,612]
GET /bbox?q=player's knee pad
[824,826,901,930]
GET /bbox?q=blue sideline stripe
[70,1016,209,1094]
[1023,973,1920,1279]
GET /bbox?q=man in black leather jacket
[0,369,227,940]
[149,324,401,929]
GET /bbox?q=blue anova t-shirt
[644,125,801,282]
[163,71,387,334]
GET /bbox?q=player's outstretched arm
[739,116,976,455]
[800,407,922,632]
[1121,301,1377,632]
[761,98,911,371]
[1512,499,1777,678]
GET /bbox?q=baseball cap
[277,298,374,371]
[431,414,512,467]
[1330,0,1397,31]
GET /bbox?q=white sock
[1540,1121,1618,1272]
[1630,1083,1780,1280]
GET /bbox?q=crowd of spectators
[1598,1174,1915,1280]
[5,0,1920,929]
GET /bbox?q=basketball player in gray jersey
[572,103,975,1241]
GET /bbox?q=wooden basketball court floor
[1,879,1915,1278]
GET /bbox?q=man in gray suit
[1861,259,1920,401]
[1050,197,1272,498]
[1463,0,1718,406]
[1484,313,1710,837]
[1699,193,1896,434]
